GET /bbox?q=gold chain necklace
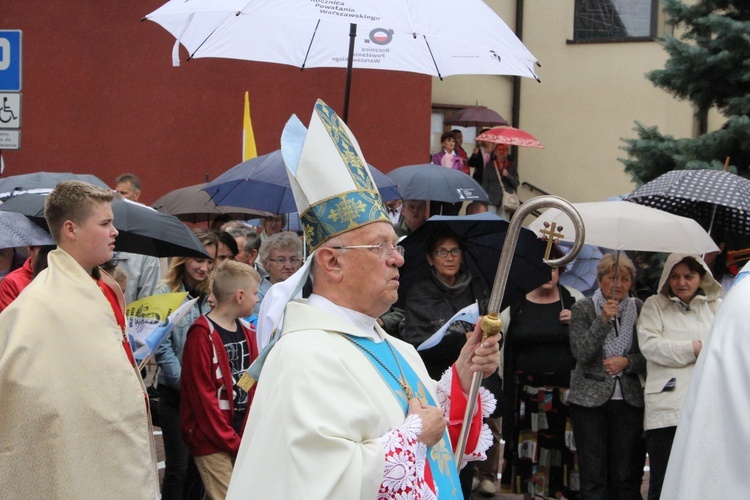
[338,334,413,400]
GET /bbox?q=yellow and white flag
[243,91,258,161]
[125,292,193,368]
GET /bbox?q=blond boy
[0,181,159,498]
[180,260,261,499]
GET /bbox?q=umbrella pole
[707,204,718,239]
[611,251,620,335]
[342,23,357,124]
[702,204,719,261]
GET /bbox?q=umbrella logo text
[456,188,483,201]
[366,28,393,46]
[489,49,502,63]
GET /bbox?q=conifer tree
[620,0,750,185]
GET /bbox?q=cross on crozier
[538,221,564,260]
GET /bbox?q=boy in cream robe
[0,181,159,498]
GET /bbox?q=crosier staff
[453,195,586,464]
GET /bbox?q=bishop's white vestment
[228,300,491,499]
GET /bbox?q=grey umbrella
[0,211,54,249]
[0,172,109,201]
[387,164,489,203]
[627,169,750,236]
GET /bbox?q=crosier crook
[453,195,586,465]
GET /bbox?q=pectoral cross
[538,221,565,260]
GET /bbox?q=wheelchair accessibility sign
[0,93,20,129]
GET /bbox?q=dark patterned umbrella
[627,169,750,235]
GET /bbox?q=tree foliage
[620,0,750,185]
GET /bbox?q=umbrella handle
[453,195,586,466]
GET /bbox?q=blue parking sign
[0,30,22,92]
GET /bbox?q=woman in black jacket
[400,226,493,497]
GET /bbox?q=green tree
[620,0,750,186]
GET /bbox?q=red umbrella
[475,125,543,148]
[444,106,509,128]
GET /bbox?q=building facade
[432,0,716,203]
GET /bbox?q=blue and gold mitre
[281,99,389,252]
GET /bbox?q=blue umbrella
[558,243,603,297]
[387,164,489,203]
[203,150,402,214]
[398,212,550,312]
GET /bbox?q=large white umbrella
[144,0,539,120]
[527,201,719,255]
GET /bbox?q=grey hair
[259,231,303,267]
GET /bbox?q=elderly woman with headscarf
[637,254,722,500]
[568,253,646,499]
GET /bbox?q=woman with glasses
[401,226,490,378]
[400,226,491,497]
[254,231,303,315]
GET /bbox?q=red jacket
[0,257,33,312]
[180,315,259,457]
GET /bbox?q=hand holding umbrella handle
[453,195,586,466]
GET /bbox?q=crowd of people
[0,100,747,500]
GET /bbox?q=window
[573,0,658,42]
[430,106,477,154]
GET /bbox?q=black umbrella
[203,150,402,214]
[0,172,110,201]
[0,194,210,258]
[627,169,750,235]
[387,164,489,203]
[397,212,550,312]
[152,183,271,223]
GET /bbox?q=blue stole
[345,335,463,499]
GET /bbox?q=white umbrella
[144,0,539,120]
[527,201,719,255]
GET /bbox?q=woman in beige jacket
[637,253,722,500]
